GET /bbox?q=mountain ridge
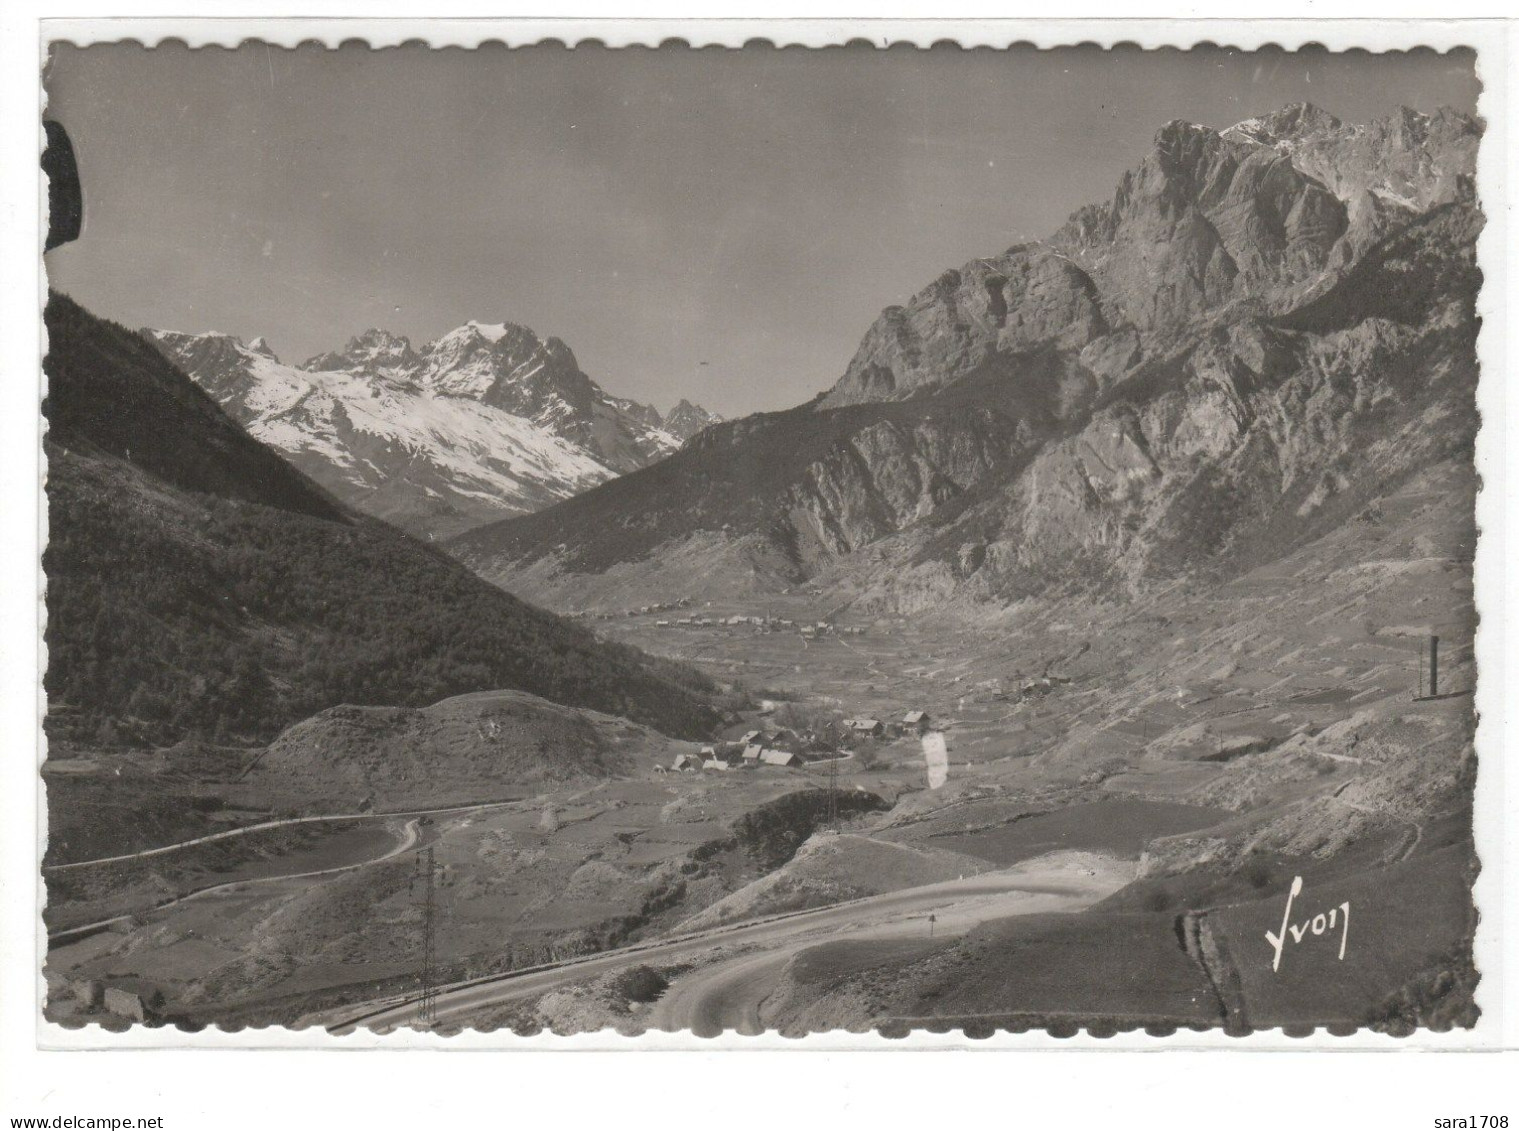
[447,103,1482,616]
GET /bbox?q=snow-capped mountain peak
[247,336,279,361]
[146,317,718,540]
[1221,101,1344,148]
[465,320,510,343]
[304,328,419,376]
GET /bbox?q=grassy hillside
[42,293,723,746]
[244,689,690,811]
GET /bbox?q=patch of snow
[467,321,509,343]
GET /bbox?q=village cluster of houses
[663,723,815,773]
[562,598,694,622]
[560,598,874,640]
[661,710,934,775]
[650,615,868,638]
[842,710,933,738]
[668,744,805,773]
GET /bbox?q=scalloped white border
[24,16,1513,51]
[15,15,1514,1058]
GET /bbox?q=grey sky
[44,42,1479,417]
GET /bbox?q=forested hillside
[42,293,722,746]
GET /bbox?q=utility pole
[826,750,840,831]
[1414,633,1441,701]
[411,845,444,1025]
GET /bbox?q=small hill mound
[250,689,680,810]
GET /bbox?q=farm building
[742,744,764,763]
[902,710,931,735]
[68,977,103,1010]
[765,727,802,750]
[702,746,744,768]
[759,749,801,767]
[739,729,763,745]
[671,752,702,772]
[846,718,884,738]
[102,979,163,1022]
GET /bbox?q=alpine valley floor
[44,455,1477,1034]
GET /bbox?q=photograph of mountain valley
[39,38,1485,1037]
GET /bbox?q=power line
[411,844,444,1025]
[832,740,844,831]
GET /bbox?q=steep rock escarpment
[449,105,1481,614]
[826,104,1475,411]
[450,396,1047,586]
[832,203,1481,610]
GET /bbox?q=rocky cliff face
[779,408,1036,564]
[449,104,1482,614]
[149,319,716,540]
[1222,103,1479,214]
[830,204,1480,612]
[826,104,1476,409]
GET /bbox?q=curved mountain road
[50,817,423,944]
[45,798,523,872]
[324,853,1130,1034]
[647,949,792,1036]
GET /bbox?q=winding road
[45,798,523,872]
[49,818,423,944]
[323,854,1129,1035]
[648,948,792,1035]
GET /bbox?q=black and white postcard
[8,17,1518,1119]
